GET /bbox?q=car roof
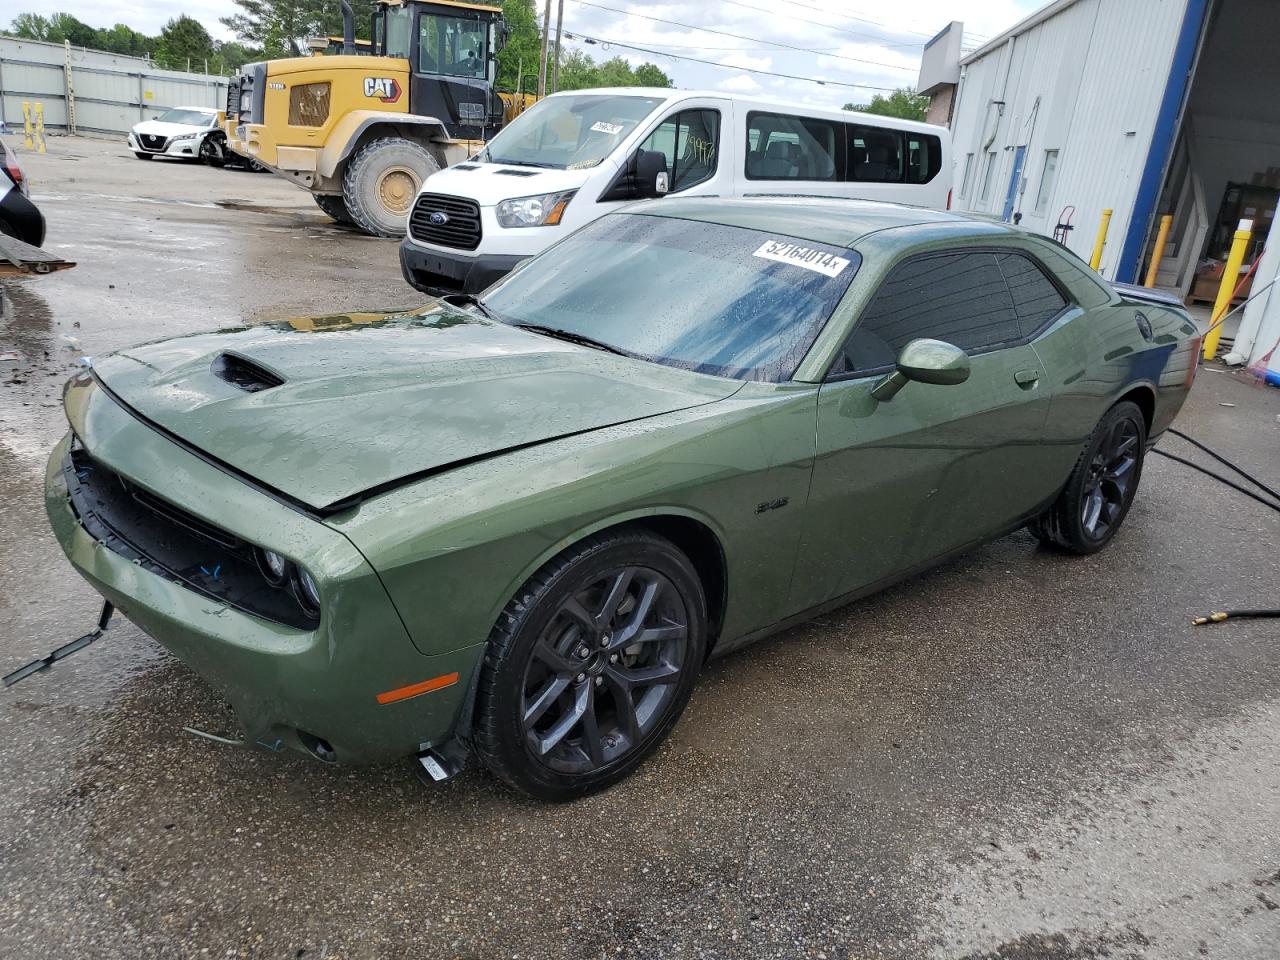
[624,196,999,249]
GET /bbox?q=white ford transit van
[399,88,951,294]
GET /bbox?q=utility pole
[552,0,565,93]
[537,0,552,97]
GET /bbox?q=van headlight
[495,190,576,228]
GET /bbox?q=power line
[570,0,918,72]
[768,0,934,39]
[713,0,926,49]
[564,31,900,92]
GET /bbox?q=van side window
[848,125,903,182]
[830,252,1022,376]
[637,109,721,192]
[745,112,839,181]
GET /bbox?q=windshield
[481,94,663,170]
[482,214,860,381]
[158,109,214,126]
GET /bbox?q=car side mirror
[870,338,971,402]
[634,149,670,199]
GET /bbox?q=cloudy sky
[15,0,1044,110]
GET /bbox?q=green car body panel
[42,198,1200,765]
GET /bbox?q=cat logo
[363,77,402,103]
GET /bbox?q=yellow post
[1089,208,1113,272]
[33,103,46,154]
[1202,219,1254,361]
[1144,214,1174,288]
[22,101,34,150]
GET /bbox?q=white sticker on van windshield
[590,121,624,135]
[752,240,851,278]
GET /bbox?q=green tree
[216,41,263,71]
[221,0,331,58]
[101,23,155,57]
[843,88,929,122]
[496,0,541,93]
[8,13,53,40]
[552,49,672,92]
[155,15,216,71]
[632,62,672,88]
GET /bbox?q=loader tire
[342,137,439,238]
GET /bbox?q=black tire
[133,152,153,160]
[314,193,354,224]
[199,132,228,168]
[474,530,707,801]
[341,137,439,238]
[1030,400,1146,554]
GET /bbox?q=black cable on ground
[1193,610,1280,626]
[1167,427,1280,502]
[1150,449,1280,514]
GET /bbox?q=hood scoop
[211,352,285,393]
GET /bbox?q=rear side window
[745,112,839,181]
[848,125,943,183]
[997,253,1068,337]
[832,252,1021,375]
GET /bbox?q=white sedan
[128,107,224,163]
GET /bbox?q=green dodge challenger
[44,198,1199,800]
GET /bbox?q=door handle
[1014,368,1041,387]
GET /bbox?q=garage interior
[1143,0,1280,305]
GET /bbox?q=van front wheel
[342,137,439,238]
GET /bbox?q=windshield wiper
[491,159,561,169]
[515,323,632,358]
[442,293,501,322]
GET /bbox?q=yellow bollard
[22,102,33,150]
[1202,219,1253,361]
[1090,208,1113,272]
[33,103,46,153]
[1144,214,1174,288]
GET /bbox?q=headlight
[170,132,198,142]
[495,190,576,228]
[256,548,289,585]
[295,568,321,615]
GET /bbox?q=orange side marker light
[375,672,460,705]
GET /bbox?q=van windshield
[480,94,663,170]
[481,214,860,382]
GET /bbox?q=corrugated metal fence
[0,37,228,137]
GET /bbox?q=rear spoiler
[1111,282,1184,308]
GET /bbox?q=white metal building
[939,0,1280,381]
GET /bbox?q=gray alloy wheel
[474,530,707,801]
[1030,400,1146,554]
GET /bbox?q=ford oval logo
[429,211,450,226]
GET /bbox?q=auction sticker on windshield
[752,240,851,278]
[590,121,624,135]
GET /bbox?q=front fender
[319,112,452,177]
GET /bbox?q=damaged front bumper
[41,378,483,765]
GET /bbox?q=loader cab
[373,0,507,140]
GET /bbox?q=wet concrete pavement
[2,136,1279,959]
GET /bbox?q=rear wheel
[341,137,439,238]
[314,193,354,225]
[474,530,707,801]
[1030,400,1146,554]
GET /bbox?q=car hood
[423,161,606,206]
[89,304,741,511]
[132,120,211,137]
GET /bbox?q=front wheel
[199,132,228,167]
[474,530,707,801]
[341,137,439,238]
[314,193,354,225]
[1030,400,1146,554]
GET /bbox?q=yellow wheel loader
[224,0,535,237]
